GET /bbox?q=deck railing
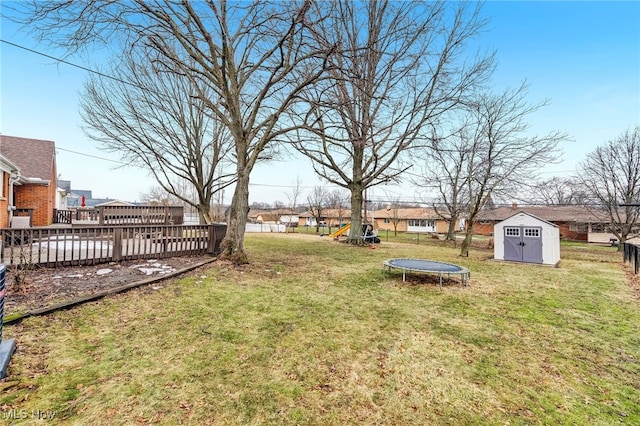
[54,209,73,224]
[0,224,226,267]
[623,242,640,274]
[53,206,184,225]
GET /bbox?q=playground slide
[328,223,351,239]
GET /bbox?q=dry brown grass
[0,233,638,425]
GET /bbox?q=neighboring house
[65,188,93,208]
[298,208,352,227]
[371,207,452,234]
[298,211,318,227]
[0,135,58,227]
[63,185,131,208]
[0,153,21,228]
[56,187,68,211]
[474,204,620,243]
[58,179,72,194]
[248,209,280,224]
[279,214,299,227]
[248,209,301,225]
[55,179,69,210]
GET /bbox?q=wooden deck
[0,224,226,267]
[54,205,184,226]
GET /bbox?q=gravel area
[3,256,215,317]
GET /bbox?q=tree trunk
[460,227,473,257]
[346,186,364,244]
[198,203,213,225]
[220,172,250,264]
[446,213,458,241]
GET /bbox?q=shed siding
[494,212,560,266]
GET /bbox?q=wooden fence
[623,242,640,274]
[0,224,226,267]
[53,205,184,226]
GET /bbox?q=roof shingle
[476,206,612,223]
[0,135,56,182]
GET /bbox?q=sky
[1,1,639,206]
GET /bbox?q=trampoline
[383,258,469,289]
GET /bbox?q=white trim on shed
[494,211,560,266]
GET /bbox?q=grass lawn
[1,233,638,425]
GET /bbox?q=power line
[3,39,579,202]
[1,39,135,88]
[55,146,132,166]
[2,38,181,172]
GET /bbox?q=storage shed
[494,211,560,266]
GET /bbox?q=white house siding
[407,219,436,233]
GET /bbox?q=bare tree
[291,0,493,244]
[577,126,640,248]
[18,0,329,263]
[140,185,186,206]
[250,201,272,210]
[285,176,303,217]
[305,185,328,232]
[326,189,350,231]
[525,177,589,206]
[81,48,234,224]
[415,122,471,241]
[452,83,566,256]
[383,200,404,237]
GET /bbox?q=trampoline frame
[383,258,469,289]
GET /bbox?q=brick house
[0,135,58,227]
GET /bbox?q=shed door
[503,226,543,263]
[522,227,543,263]
[504,227,522,261]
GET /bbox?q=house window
[407,219,435,228]
[570,223,588,232]
[384,218,390,224]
